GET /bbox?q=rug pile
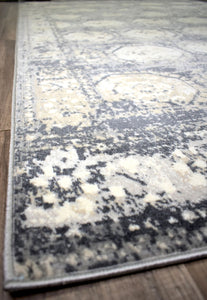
[4,0,207,290]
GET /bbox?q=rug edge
[4,247,207,291]
[3,2,20,291]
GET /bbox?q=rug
[4,0,207,291]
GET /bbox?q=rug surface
[4,0,207,290]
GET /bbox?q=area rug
[4,0,207,291]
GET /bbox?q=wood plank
[186,259,207,300]
[43,273,162,300]
[0,4,8,39]
[0,130,12,300]
[0,40,15,130]
[0,3,17,41]
[0,131,10,253]
[151,264,204,300]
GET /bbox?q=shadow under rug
[4,0,207,291]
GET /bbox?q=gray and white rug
[4,0,207,291]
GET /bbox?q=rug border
[3,1,20,291]
[3,1,207,292]
[4,248,207,291]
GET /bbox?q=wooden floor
[0,2,207,299]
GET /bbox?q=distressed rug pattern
[4,0,207,290]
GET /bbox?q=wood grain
[0,131,10,252]
[186,259,207,300]
[151,264,204,300]
[0,2,207,300]
[0,3,17,41]
[0,2,17,130]
[0,131,12,300]
[0,40,15,130]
